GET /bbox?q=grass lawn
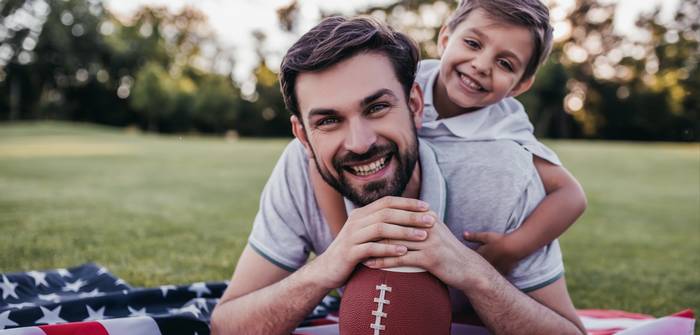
[1,121,698,319]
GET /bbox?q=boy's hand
[463,231,518,275]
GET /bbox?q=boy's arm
[309,158,347,238]
[466,156,587,273]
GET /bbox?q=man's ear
[437,25,450,57]
[409,83,425,129]
[291,115,313,157]
[509,76,535,97]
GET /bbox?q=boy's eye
[498,59,514,72]
[464,39,480,49]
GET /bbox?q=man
[211,16,583,335]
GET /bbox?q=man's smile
[344,154,392,177]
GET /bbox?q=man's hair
[280,16,420,118]
[446,0,553,81]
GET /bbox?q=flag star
[128,306,148,317]
[27,271,49,287]
[96,267,109,276]
[187,282,211,298]
[0,310,19,329]
[56,269,72,278]
[38,293,61,303]
[78,288,102,298]
[83,305,106,321]
[62,279,87,292]
[114,279,127,286]
[193,298,209,313]
[160,285,176,297]
[0,275,19,300]
[7,302,35,310]
[169,304,201,318]
[35,306,67,325]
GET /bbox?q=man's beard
[309,130,419,207]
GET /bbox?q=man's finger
[350,242,407,261]
[354,196,429,217]
[353,223,428,244]
[463,231,499,244]
[364,251,422,269]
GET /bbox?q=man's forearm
[211,263,330,335]
[463,269,584,335]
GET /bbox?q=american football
[339,265,451,335]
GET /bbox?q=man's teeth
[460,73,484,91]
[350,157,387,176]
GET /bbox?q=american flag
[0,264,694,335]
[0,263,338,335]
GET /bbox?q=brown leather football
[339,265,451,335]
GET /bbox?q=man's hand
[463,231,519,275]
[312,196,436,289]
[363,214,486,290]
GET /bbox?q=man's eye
[317,117,339,127]
[368,103,389,114]
[464,39,480,49]
[498,59,514,72]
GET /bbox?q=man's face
[437,8,534,110]
[292,52,423,206]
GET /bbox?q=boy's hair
[446,0,553,81]
[280,16,420,118]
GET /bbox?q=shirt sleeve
[248,140,314,272]
[496,98,562,166]
[504,166,565,291]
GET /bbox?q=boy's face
[437,8,535,110]
[291,52,424,206]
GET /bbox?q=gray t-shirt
[248,139,563,294]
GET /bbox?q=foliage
[1,0,698,140]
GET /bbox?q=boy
[310,0,587,275]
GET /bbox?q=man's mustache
[333,143,397,169]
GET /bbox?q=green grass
[1,121,698,319]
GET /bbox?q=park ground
[1,121,698,319]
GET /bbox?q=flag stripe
[38,321,108,335]
[99,316,160,335]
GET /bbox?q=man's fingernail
[413,229,427,238]
[396,245,407,254]
[364,260,375,267]
[422,215,434,225]
[418,201,429,209]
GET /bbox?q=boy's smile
[436,8,535,117]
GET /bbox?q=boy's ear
[291,115,313,157]
[437,25,450,57]
[509,76,535,97]
[409,83,425,129]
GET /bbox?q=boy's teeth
[350,157,387,176]
[460,73,483,91]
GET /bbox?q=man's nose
[344,118,376,154]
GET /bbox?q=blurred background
[1,0,698,140]
[1,0,698,320]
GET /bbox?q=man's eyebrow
[500,50,524,67]
[360,89,398,108]
[307,108,337,119]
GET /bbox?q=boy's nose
[344,119,376,154]
[471,55,491,76]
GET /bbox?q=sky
[104,0,680,82]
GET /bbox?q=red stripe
[38,322,109,335]
[671,309,695,319]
